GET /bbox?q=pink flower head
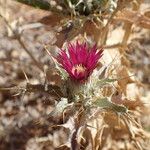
[57,42,103,82]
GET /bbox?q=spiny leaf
[49,98,68,117]
[93,97,128,113]
[97,78,117,87]
[100,78,117,83]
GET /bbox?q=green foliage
[16,0,51,10]
[49,98,68,117]
[16,0,117,16]
[97,78,117,87]
[93,97,128,113]
[64,0,117,15]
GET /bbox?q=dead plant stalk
[0,13,44,72]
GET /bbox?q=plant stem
[121,0,142,52]
[98,5,120,46]
[0,14,44,72]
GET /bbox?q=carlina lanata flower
[57,41,103,82]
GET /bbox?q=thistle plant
[2,0,148,149]
[49,41,138,149]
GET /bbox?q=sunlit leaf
[50,98,68,117]
[93,97,128,113]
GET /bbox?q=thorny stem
[0,83,63,97]
[0,14,44,72]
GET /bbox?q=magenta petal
[56,42,103,82]
[68,44,78,65]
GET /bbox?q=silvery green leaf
[50,98,68,117]
[97,78,117,87]
[93,97,127,113]
[56,64,68,80]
